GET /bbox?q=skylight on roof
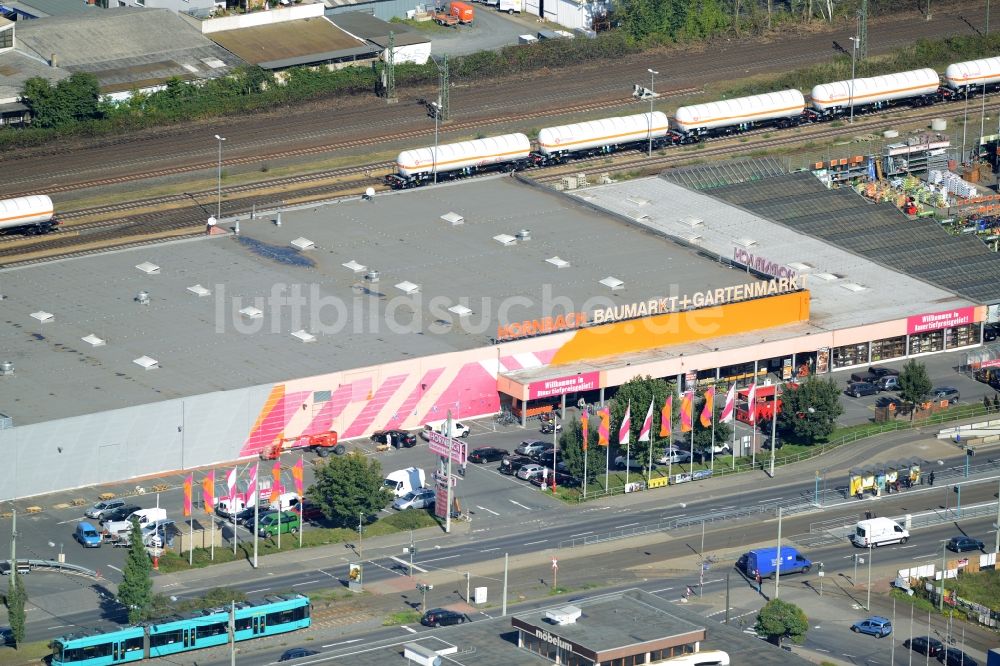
[681,216,704,227]
[136,262,160,274]
[30,311,53,323]
[813,272,839,281]
[626,196,649,206]
[600,276,624,290]
[685,234,703,244]
[239,306,263,319]
[342,260,367,273]
[396,281,420,295]
[187,284,211,297]
[841,282,868,292]
[291,237,315,250]
[448,305,473,317]
[441,212,464,226]
[493,234,517,246]
[133,356,158,370]
[82,334,105,347]
[788,262,814,271]
[734,238,757,248]
[291,330,316,343]
[546,256,570,268]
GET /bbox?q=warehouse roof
[209,16,371,67]
[0,49,71,104]
[1,0,98,18]
[668,162,1000,305]
[0,177,758,425]
[328,11,428,47]
[13,9,241,91]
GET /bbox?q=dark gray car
[846,382,878,398]
[932,387,960,403]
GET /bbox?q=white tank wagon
[945,56,1000,95]
[0,195,59,235]
[536,112,670,161]
[673,89,807,137]
[810,68,941,115]
[388,133,531,187]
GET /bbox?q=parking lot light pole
[213,134,225,220]
[994,477,1000,554]
[647,68,658,157]
[430,100,441,185]
[848,37,858,124]
[866,545,873,611]
[939,540,947,611]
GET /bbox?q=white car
[420,421,471,440]
[516,463,546,480]
[657,447,692,464]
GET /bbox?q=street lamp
[429,100,441,185]
[647,68,658,157]
[551,413,559,492]
[213,134,226,220]
[416,582,433,613]
[848,37,858,124]
[768,383,780,477]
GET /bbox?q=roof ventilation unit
[135,291,150,306]
[441,212,464,226]
[735,238,757,248]
[545,605,582,625]
[402,643,443,666]
[841,282,868,292]
[546,256,570,268]
[187,284,211,297]
[239,306,263,319]
[396,281,420,295]
[291,237,315,250]
[515,229,531,241]
[133,356,159,370]
[343,260,367,273]
[364,270,380,283]
[136,262,160,275]
[448,305,472,317]
[82,334,106,347]
[291,330,316,343]
[493,234,517,246]
[626,196,649,206]
[30,311,54,323]
[681,216,704,228]
[600,276,624,291]
[0,361,14,376]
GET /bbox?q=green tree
[755,598,808,646]
[6,571,26,648]
[21,72,101,129]
[559,417,605,484]
[775,376,844,442]
[691,397,732,459]
[898,359,932,408]
[118,518,153,623]
[308,452,391,527]
[609,375,674,468]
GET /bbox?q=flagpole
[299,454,304,549]
[731,410,737,472]
[582,423,589,499]
[710,403,716,474]
[624,401,631,485]
[211,471,215,561]
[253,463,259,569]
[604,441,610,494]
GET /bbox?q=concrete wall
[141,0,216,14]
[325,0,424,22]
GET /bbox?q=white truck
[384,467,427,498]
[850,517,909,547]
[486,0,521,13]
[103,508,168,544]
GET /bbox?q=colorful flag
[660,395,672,438]
[746,383,758,425]
[183,474,193,518]
[226,467,237,501]
[202,472,214,515]
[720,384,736,423]
[638,399,654,442]
[700,386,716,428]
[597,407,610,447]
[680,390,694,433]
[618,401,631,446]
[247,463,258,502]
[292,458,304,497]
[580,412,589,452]
[270,461,282,503]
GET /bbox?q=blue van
[737,546,811,579]
[74,521,102,548]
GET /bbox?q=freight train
[0,194,59,235]
[386,55,1000,188]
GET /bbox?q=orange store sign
[496,312,587,341]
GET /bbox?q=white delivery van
[850,517,909,547]
[269,492,299,512]
[104,507,168,538]
[384,467,427,498]
[498,0,521,12]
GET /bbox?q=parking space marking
[476,506,500,516]
[509,500,532,511]
[322,639,361,648]
[389,555,427,573]
[401,625,417,634]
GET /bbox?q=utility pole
[724,571,731,624]
[502,552,509,616]
[465,571,471,604]
[857,0,868,60]
[358,512,364,560]
[866,545,873,611]
[939,540,947,611]
[439,55,449,122]
[9,508,16,584]
[383,31,397,104]
[774,507,783,599]
[994,477,999,554]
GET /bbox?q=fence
[1,559,97,578]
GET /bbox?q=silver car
[85,499,126,520]
[657,447,692,464]
[392,488,435,511]
[516,463,546,480]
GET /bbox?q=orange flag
[270,461,282,503]
[659,395,672,438]
[680,391,694,433]
[202,473,214,515]
[292,458,304,497]
[580,412,589,451]
[183,474,193,518]
[597,407,610,447]
[700,386,716,428]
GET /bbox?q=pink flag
[226,467,237,501]
[680,391,694,433]
[247,463,258,500]
[292,458,304,497]
[618,401,631,446]
[746,383,758,425]
[720,384,736,423]
[638,399,654,442]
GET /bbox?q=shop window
[870,336,906,362]
[832,343,869,369]
[909,330,944,355]
[945,324,980,349]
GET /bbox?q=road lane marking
[322,639,361,648]
[107,565,123,573]
[247,587,271,594]
[523,539,547,546]
[390,555,427,573]
[899,544,918,549]
[48,625,68,630]
[317,569,337,578]
[569,531,593,537]
[401,625,417,634]
[619,522,640,528]
[509,499,532,510]
[651,587,674,594]
[292,579,320,587]
[419,554,461,564]
[477,505,500,516]
[913,553,938,559]
[480,547,500,553]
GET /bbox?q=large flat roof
[209,17,367,65]
[0,177,757,425]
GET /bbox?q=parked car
[468,447,509,463]
[516,440,549,456]
[540,421,562,434]
[98,504,142,525]
[371,429,417,448]
[499,455,534,475]
[85,499,127,520]
[946,535,984,552]
[657,447,692,464]
[938,648,977,666]
[74,522,102,548]
[760,434,783,450]
[235,506,264,528]
[932,387,961,404]
[0,627,12,646]
[528,446,559,464]
[876,375,901,391]
[516,463,546,480]
[850,366,899,383]
[528,471,579,488]
[392,488,436,511]
[903,636,944,657]
[846,382,879,398]
[289,499,324,522]
[984,324,999,342]
[420,421,470,440]
[258,511,300,537]
[850,616,892,638]
[420,608,470,627]
[875,395,905,409]
[278,648,319,662]
[613,455,645,471]
[694,444,732,463]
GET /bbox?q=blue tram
[51,593,311,665]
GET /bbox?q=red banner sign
[528,371,600,400]
[907,307,976,335]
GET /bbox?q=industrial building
[1,164,997,499]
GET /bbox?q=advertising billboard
[907,307,976,335]
[429,431,467,464]
[527,371,600,400]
